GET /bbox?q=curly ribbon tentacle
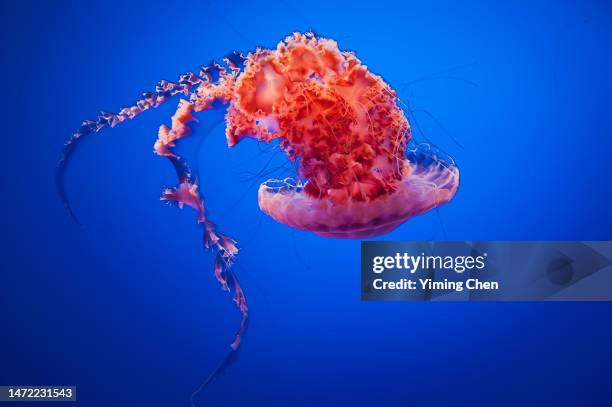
[57,71,204,223]
[152,63,249,402]
[156,98,248,345]
[57,55,248,403]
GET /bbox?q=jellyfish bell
[258,157,459,238]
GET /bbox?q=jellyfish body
[57,32,458,392]
[223,33,459,237]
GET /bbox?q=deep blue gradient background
[2,0,612,405]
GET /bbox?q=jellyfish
[57,32,459,393]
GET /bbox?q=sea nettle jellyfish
[57,32,459,393]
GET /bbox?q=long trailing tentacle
[57,71,204,223]
[58,52,249,402]
[152,57,250,402]
[156,98,249,333]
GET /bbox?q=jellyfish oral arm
[57,59,249,395]
[224,33,459,238]
[154,97,247,351]
[57,71,204,224]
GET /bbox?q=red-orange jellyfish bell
[57,32,459,395]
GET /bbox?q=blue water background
[2,0,612,405]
